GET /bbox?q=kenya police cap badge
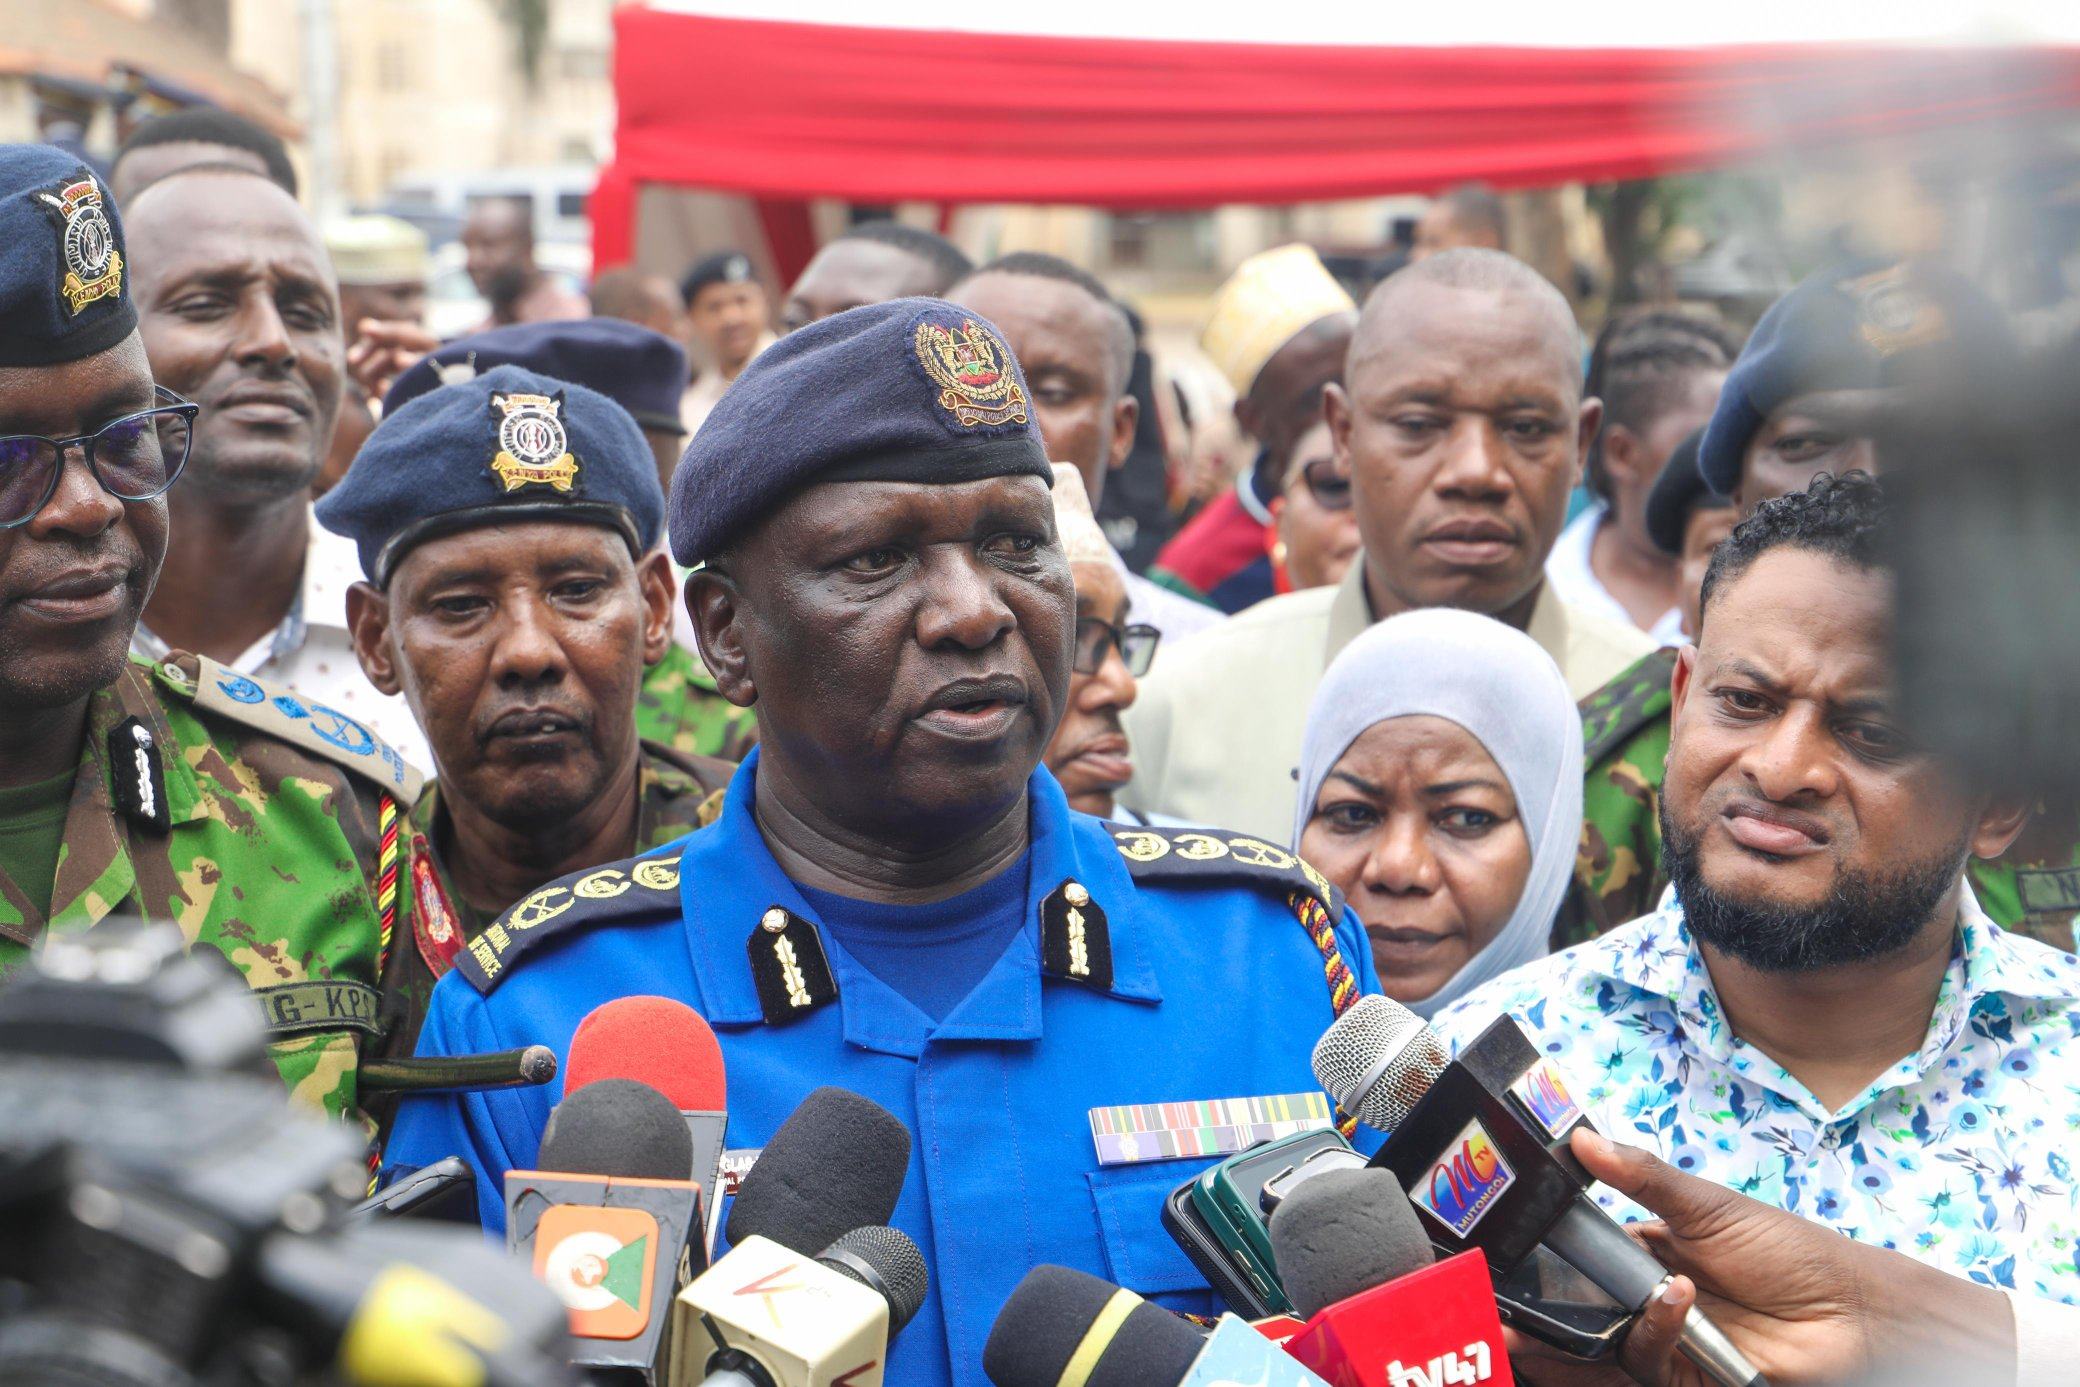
[35,174,123,315]
[914,315,1028,429]
[488,390,580,493]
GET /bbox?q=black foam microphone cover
[1268,1166,1435,1318]
[725,1086,911,1255]
[982,1265,1202,1387]
[536,1077,692,1180]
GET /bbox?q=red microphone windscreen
[564,995,725,1110]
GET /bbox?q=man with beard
[318,366,733,971]
[1434,473,2080,1301]
[459,197,587,330]
[381,299,1378,1387]
[123,162,427,767]
[0,144,423,1126]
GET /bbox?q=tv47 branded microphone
[565,996,731,1220]
[983,1266,1330,1387]
[507,1078,707,1384]
[1313,996,1766,1387]
[1270,1167,1513,1387]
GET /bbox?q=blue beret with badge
[382,317,689,434]
[1698,259,2014,495]
[668,296,1051,566]
[0,143,135,367]
[318,363,664,585]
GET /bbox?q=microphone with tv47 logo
[1270,1166,1513,1387]
[1313,996,1767,1387]
[565,996,731,1225]
[983,1266,1331,1387]
[666,1086,922,1386]
[506,1078,706,1384]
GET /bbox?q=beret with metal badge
[0,142,135,368]
[383,317,689,435]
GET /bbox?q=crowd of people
[3,100,2079,1387]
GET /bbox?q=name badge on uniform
[1088,1091,1335,1166]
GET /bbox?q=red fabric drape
[594,8,2080,266]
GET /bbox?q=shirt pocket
[1086,1163,1215,1313]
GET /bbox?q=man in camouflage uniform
[379,316,757,763]
[0,144,422,1123]
[319,363,730,979]
[1571,263,2080,950]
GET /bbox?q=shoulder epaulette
[1108,824,1343,917]
[1578,646,1679,767]
[155,654,424,801]
[454,847,685,995]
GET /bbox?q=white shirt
[1545,503,1684,647]
[132,517,431,774]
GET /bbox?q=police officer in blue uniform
[381,298,1381,1387]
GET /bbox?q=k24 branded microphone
[506,1078,706,1384]
[1270,1167,1513,1387]
[983,1265,1330,1387]
[1313,996,1767,1387]
[566,996,731,1218]
[668,1226,927,1387]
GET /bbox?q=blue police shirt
[382,751,1380,1387]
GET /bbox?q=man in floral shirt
[1436,472,2080,1301]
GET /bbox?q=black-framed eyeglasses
[1297,457,1353,513]
[0,386,199,530]
[1074,616,1160,678]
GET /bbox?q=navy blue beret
[681,250,755,305]
[669,297,1051,565]
[1643,429,1729,557]
[1698,260,2015,494]
[383,317,689,433]
[0,144,135,367]
[319,363,664,585]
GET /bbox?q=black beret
[669,297,1051,566]
[680,250,755,305]
[0,145,136,367]
[383,317,688,434]
[318,364,664,586]
[1698,259,2016,494]
[1643,428,1730,557]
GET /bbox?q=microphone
[982,1266,1330,1387]
[506,1078,706,1383]
[668,1225,927,1386]
[723,1086,911,1257]
[1313,995,1767,1387]
[566,996,730,1215]
[1271,1167,1514,1387]
[358,1044,559,1094]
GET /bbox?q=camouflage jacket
[1567,648,2080,952]
[637,645,758,763]
[403,739,733,982]
[0,654,428,1123]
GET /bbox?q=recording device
[1314,995,1767,1387]
[0,921,577,1387]
[982,1265,1329,1387]
[564,997,730,1217]
[1271,1167,1514,1387]
[668,1226,927,1387]
[506,1079,707,1384]
[349,1154,477,1222]
[1160,1127,1358,1315]
[722,1086,912,1256]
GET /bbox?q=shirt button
[1819,1127,1842,1150]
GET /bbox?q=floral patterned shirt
[1432,886,2080,1301]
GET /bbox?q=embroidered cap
[384,317,690,435]
[668,296,1051,566]
[318,363,664,585]
[0,144,136,367]
[1199,244,1355,397]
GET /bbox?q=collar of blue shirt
[675,748,1163,1059]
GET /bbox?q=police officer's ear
[683,561,756,709]
[344,580,403,697]
[636,549,675,670]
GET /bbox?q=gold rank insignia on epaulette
[455,850,684,995]
[746,907,838,1024]
[1110,826,1342,916]
[1041,878,1113,992]
[165,654,424,801]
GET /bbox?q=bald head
[1353,249,1581,394]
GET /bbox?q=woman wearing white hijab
[1291,608,1583,1019]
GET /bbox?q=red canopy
[594,7,2080,270]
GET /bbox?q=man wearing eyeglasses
[0,145,427,1134]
